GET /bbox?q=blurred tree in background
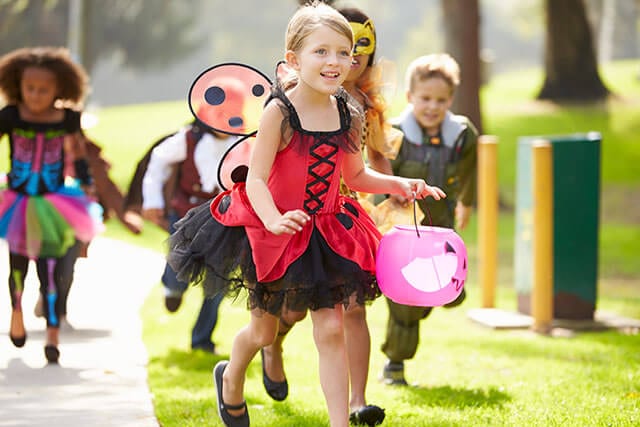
[1,0,633,106]
[538,0,610,101]
[0,0,204,73]
[442,0,483,133]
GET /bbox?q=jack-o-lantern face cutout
[189,63,272,136]
[376,225,467,307]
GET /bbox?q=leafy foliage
[0,0,205,73]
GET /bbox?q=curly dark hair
[0,46,89,108]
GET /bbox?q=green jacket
[390,108,478,228]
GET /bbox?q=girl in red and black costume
[168,3,445,426]
[0,46,103,364]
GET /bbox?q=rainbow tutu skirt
[0,184,103,259]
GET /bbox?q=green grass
[25,60,638,426]
[141,274,640,427]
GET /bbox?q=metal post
[478,135,498,308]
[531,140,553,333]
[67,0,85,65]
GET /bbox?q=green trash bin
[514,132,601,320]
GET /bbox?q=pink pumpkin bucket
[376,224,467,307]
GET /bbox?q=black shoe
[44,345,60,364]
[164,295,183,312]
[10,333,26,348]
[382,361,407,386]
[213,361,249,427]
[260,348,288,401]
[350,405,386,426]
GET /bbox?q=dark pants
[163,211,223,349]
[381,298,433,362]
[381,288,466,362]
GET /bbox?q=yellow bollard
[531,140,553,333]
[477,135,498,308]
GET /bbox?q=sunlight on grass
[142,278,640,426]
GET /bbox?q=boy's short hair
[405,53,460,94]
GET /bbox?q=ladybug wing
[217,134,255,191]
[189,63,272,190]
[188,63,272,136]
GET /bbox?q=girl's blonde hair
[405,53,460,94]
[280,1,353,90]
[285,1,353,54]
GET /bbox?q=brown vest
[168,126,220,217]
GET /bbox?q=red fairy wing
[188,63,272,136]
[217,134,254,191]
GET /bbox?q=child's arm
[366,145,393,175]
[66,131,95,197]
[245,103,309,235]
[342,149,446,201]
[141,130,186,227]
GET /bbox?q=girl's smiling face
[20,66,58,115]
[287,25,353,95]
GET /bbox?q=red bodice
[210,129,381,282]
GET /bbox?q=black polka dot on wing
[231,165,248,183]
[229,116,244,128]
[252,84,265,97]
[205,86,226,105]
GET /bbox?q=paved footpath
[0,237,165,427]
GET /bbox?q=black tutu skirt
[167,201,380,315]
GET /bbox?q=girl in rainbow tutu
[0,46,103,364]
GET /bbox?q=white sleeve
[141,129,188,210]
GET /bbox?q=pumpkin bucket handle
[412,194,433,238]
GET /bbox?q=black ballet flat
[213,361,249,427]
[260,348,288,401]
[44,345,60,364]
[10,333,26,348]
[349,405,386,426]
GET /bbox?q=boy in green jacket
[382,53,478,385]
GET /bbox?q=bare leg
[344,303,370,412]
[262,308,307,382]
[310,305,349,427]
[223,309,279,416]
[10,309,26,338]
[46,326,59,347]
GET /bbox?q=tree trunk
[441,0,483,134]
[537,0,610,101]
